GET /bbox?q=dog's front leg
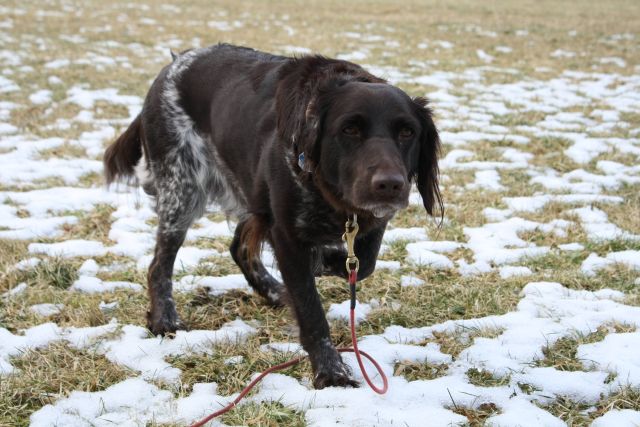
[271,226,358,389]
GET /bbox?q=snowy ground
[1,1,639,426]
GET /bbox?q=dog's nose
[371,172,405,198]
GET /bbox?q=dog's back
[105,44,288,216]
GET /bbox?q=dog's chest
[293,192,344,243]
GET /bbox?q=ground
[1,0,639,426]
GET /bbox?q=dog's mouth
[357,201,408,218]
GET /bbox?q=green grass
[0,0,639,425]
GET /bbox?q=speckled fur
[103,43,441,388]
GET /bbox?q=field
[1,0,639,425]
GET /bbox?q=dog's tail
[104,114,143,185]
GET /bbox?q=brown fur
[103,114,143,185]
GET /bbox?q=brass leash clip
[342,214,359,273]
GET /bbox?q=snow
[466,169,505,191]
[499,265,533,279]
[400,275,425,287]
[382,226,428,242]
[29,89,52,105]
[405,245,454,269]
[2,282,27,298]
[13,257,41,270]
[0,75,19,92]
[175,274,251,295]
[512,367,609,403]
[591,409,640,427]
[29,303,64,317]
[578,331,640,386]
[569,207,639,241]
[581,251,640,276]
[375,260,401,270]
[65,86,142,119]
[463,217,569,266]
[1,19,639,426]
[29,240,107,258]
[383,282,640,381]
[99,301,119,312]
[102,320,256,383]
[327,300,372,325]
[71,275,143,293]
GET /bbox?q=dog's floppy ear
[275,70,322,172]
[412,97,443,217]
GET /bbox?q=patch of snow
[327,300,371,325]
[400,275,425,287]
[30,303,64,317]
[71,276,142,293]
[29,240,107,258]
[383,227,428,243]
[375,260,401,271]
[29,89,52,105]
[175,274,251,295]
[499,266,533,279]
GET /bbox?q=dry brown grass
[1,0,639,425]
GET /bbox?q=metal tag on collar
[298,152,306,170]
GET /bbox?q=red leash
[189,269,388,427]
[189,215,387,427]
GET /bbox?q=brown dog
[104,43,441,389]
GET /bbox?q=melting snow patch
[578,331,640,386]
[1,282,27,298]
[30,303,64,317]
[591,409,640,427]
[327,300,371,325]
[405,246,454,269]
[581,251,640,276]
[175,274,251,295]
[406,240,464,253]
[29,89,52,105]
[382,226,428,242]
[499,266,533,279]
[400,275,425,287]
[568,206,640,241]
[457,259,493,276]
[375,260,401,270]
[71,275,142,293]
[503,194,623,213]
[13,257,41,271]
[29,240,107,258]
[137,246,220,272]
[102,320,256,383]
[466,169,505,191]
[464,217,569,265]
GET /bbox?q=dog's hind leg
[147,173,206,335]
[231,216,285,306]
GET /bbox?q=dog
[104,43,441,389]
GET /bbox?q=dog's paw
[313,362,359,389]
[146,301,186,336]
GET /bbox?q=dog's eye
[399,127,414,138]
[342,125,360,137]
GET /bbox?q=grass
[0,0,639,425]
[394,360,449,381]
[0,343,134,427]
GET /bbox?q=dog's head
[277,58,441,219]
